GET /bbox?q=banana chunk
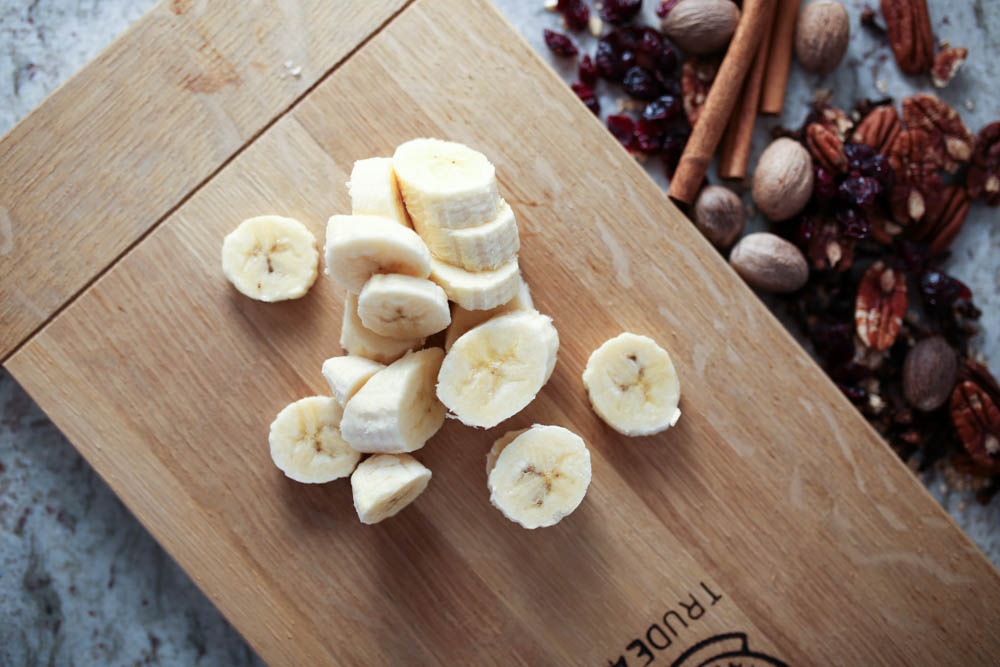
[322,355,385,406]
[351,453,431,524]
[341,293,424,364]
[429,256,520,311]
[436,310,558,428]
[357,274,451,340]
[324,215,431,293]
[487,425,592,529]
[348,157,411,227]
[269,396,361,483]
[341,348,446,453]
[393,138,500,229]
[582,332,682,436]
[415,200,519,271]
[221,215,319,302]
[444,277,534,350]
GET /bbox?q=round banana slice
[436,310,559,428]
[444,277,534,351]
[582,332,682,436]
[324,214,431,293]
[429,255,520,311]
[340,293,424,365]
[221,215,319,302]
[351,453,432,524]
[322,355,385,406]
[393,138,500,230]
[357,274,451,340]
[341,348,446,453]
[348,157,411,227]
[487,425,592,529]
[268,396,361,483]
[415,200,519,271]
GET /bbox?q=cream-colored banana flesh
[221,215,319,302]
[324,214,430,293]
[444,277,533,350]
[348,157,411,227]
[428,255,520,311]
[415,200,519,271]
[340,293,424,364]
[341,348,446,453]
[351,453,431,524]
[357,274,451,340]
[392,138,500,229]
[582,332,682,436]
[268,396,361,483]
[322,355,385,406]
[487,425,592,529]
[436,310,558,428]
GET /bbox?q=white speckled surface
[1,0,997,662]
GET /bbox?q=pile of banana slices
[221,138,682,529]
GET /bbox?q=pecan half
[967,121,1000,206]
[880,0,934,74]
[681,57,719,127]
[803,217,855,272]
[887,129,943,225]
[901,94,975,173]
[855,260,907,350]
[951,381,1000,471]
[915,185,970,253]
[805,123,847,173]
[851,105,902,154]
[931,47,968,88]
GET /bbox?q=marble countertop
[1,0,997,664]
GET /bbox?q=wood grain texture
[7,0,1000,664]
[0,0,408,362]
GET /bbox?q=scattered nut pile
[543,0,1000,503]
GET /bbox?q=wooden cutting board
[3,0,1000,663]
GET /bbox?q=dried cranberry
[544,29,578,57]
[578,54,598,87]
[607,114,636,147]
[623,66,663,100]
[634,118,664,153]
[838,174,882,207]
[600,0,642,26]
[596,37,628,81]
[656,45,678,74]
[866,153,893,188]
[814,167,837,201]
[921,269,971,310]
[811,321,855,367]
[558,0,590,32]
[656,0,680,18]
[661,130,688,177]
[641,94,680,122]
[836,207,871,239]
[844,142,877,171]
[571,81,600,115]
[837,383,868,403]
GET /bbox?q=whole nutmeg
[729,233,809,293]
[661,0,740,55]
[795,1,850,74]
[752,138,814,221]
[903,336,958,411]
[693,185,745,248]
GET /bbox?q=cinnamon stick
[668,0,776,204]
[718,0,776,179]
[760,0,799,115]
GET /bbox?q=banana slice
[324,215,431,293]
[348,157,411,227]
[357,274,451,340]
[268,396,361,483]
[436,310,558,428]
[429,255,520,311]
[351,453,431,524]
[444,277,534,350]
[582,332,682,436]
[322,355,385,406]
[341,348,446,453]
[393,138,500,230]
[486,425,592,529]
[221,215,319,302]
[341,293,424,364]
[415,200,519,271]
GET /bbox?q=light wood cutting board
[3,0,1000,664]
